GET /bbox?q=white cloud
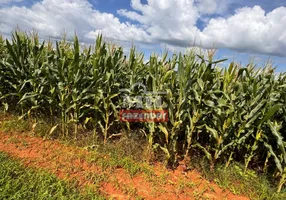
[0,0,149,43]
[118,0,286,56]
[0,0,285,57]
[118,0,200,44]
[199,6,286,56]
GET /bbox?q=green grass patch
[0,117,30,133]
[0,152,105,200]
[194,160,286,200]
[87,147,154,177]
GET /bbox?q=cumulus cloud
[0,0,285,57]
[199,6,286,56]
[118,0,201,45]
[0,0,149,43]
[118,0,286,56]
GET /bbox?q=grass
[191,156,286,200]
[87,143,154,177]
[0,118,30,133]
[1,113,286,199]
[0,114,61,138]
[0,152,105,200]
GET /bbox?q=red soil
[0,131,249,200]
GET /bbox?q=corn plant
[1,31,286,191]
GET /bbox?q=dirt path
[0,131,249,200]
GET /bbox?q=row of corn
[1,32,286,191]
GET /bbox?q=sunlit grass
[0,152,105,199]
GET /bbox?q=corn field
[1,32,286,192]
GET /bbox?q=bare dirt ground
[0,131,249,200]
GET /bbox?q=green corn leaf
[204,125,219,142]
[192,143,212,161]
[158,125,169,144]
[264,142,283,173]
[267,121,286,162]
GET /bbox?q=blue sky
[0,0,286,71]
